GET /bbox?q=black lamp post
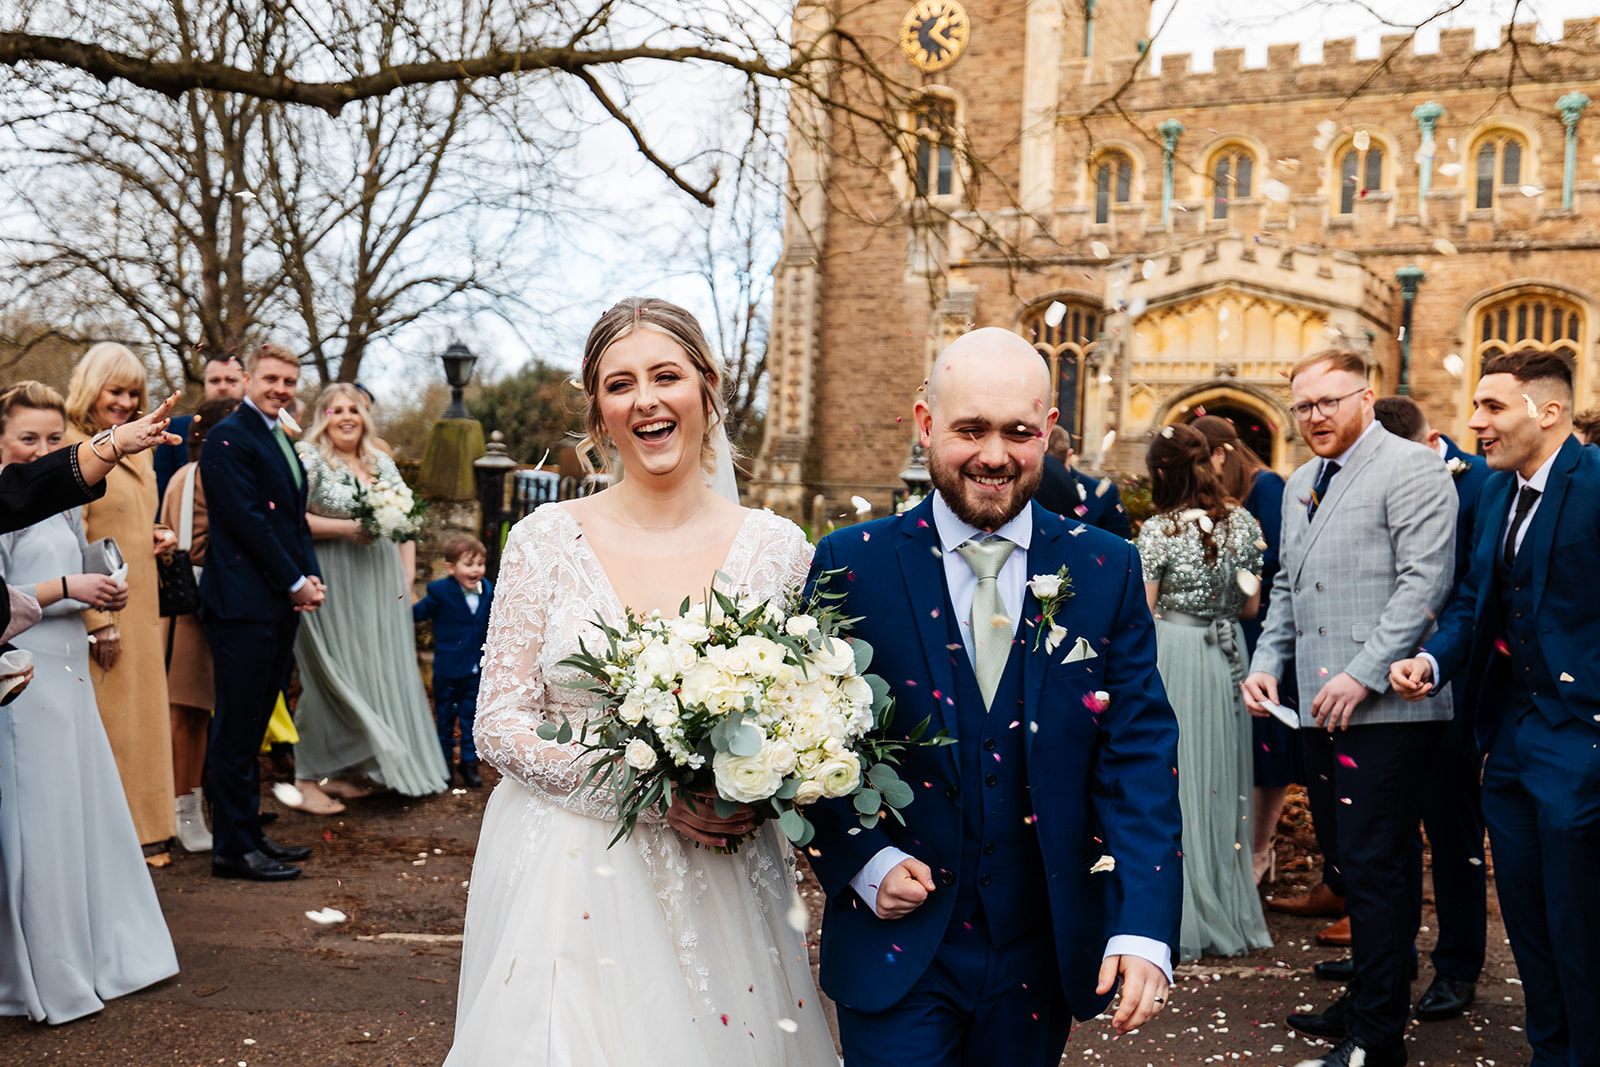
[439,341,478,419]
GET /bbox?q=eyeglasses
[1291,387,1366,421]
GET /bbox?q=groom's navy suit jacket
[805,497,1182,1018]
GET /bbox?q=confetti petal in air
[1352,130,1371,152]
[1437,162,1463,177]
[1432,238,1458,256]
[1442,353,1464,378]
[1090,240,1110,259]
[272,781,305,808]
[1236,570,1260,597]
[1127,295,1148,318]
[1520,185,1543,197]
[1141,259,1157,281]
[1559,672,1575,683]
[1316,120,1338,138]
[1043,301,1067,328]
[777,1019,800,1033]
[1100,430,1116,454]
[1261,179,1291,203]
[1523,393,1539,418]
[1337,754,1359,769]
[850,495,873,516]
[1089,854,1116,874]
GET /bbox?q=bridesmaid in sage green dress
[1137,423,1271,962]
[288,384,447,815]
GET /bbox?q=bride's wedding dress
[445,504,837,1066]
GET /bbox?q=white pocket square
[1063,637,1098,663]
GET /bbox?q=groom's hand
[1097,954,1168,1035]
[874,858,936,919]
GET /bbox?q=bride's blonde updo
[577,297,728,476]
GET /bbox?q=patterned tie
[1306,460,1340,521]
[1503,485,1540,566]
[272,423,304,491]
[956,538,1015,709]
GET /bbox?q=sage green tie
[272,424,304,490]
[956,537,1015,709]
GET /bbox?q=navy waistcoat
[1494,542,1560,725]
[945,606,1049,946]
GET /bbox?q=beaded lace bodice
[1138,505,1264,620]
[474,504,814,820]
[295,443,399,520]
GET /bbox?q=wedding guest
[1034,426,1133,539]
[0,380,177,1024]
[152,352,247,500]
[289,383,446,814]
[199,342,322,881]
[1140,423,1270,961]
[1572,407,1600,444]
[1192,414,1297,886]
[412,534,492,788]
[1243,350,1457,1067]
[63,343,179,864]
[159,397,239,853]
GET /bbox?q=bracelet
[61,576,69,601]
[108,425,124,459]
[87,431,115,462]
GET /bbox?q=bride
[446,298,836,1065]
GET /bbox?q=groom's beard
[926,449,1043,532]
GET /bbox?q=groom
[805,328,1182,1066]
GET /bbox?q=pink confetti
[1337,754,1358,769]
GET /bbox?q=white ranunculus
[665,639,699,675]
[669,615,712,645]
[706,643,751,676]
[618,689,648,725]
[839,674,873,709]
[677,661,724,708]
[762,600,787,626]
[811,638,857,677]
[713,750,783,804]
[624,738,658,771]
[815,755,863,799]
[765,739,798,777]
[793,780,825,805]
[737,635,786,678]
[635,640,678,684]
[784,614,820,637]
[1027,573,1063,600]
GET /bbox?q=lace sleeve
[733,511,815,605]
[471,512,620,818]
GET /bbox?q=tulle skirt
[445,778,838,1066]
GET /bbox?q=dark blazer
[0,444,106,534]
[1440,435,1491,590]
[1034,454,1133,540]
[152,413,195,503]
[1425,434,1600,745]
[804,496,1182,1018]
[412,576,493,678]
[197,405,319,621]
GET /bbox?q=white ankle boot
[175,788,212,852]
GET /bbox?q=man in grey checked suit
[1242,349,1457,1067]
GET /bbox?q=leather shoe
[212,850,302,881]
[1294,1034,1406,1067]
[1317,915,1352,946]
[1313,954,1419,981]
[1287,994,1354,1040]
[1415,975,1475,1021]
[258,836,311,863]
[1268,882,1345,917]
[458,760,482,788]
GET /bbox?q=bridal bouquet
[543,569,945,848]
[351,469,427,542]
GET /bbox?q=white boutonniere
[1445,456,1469,478]
[1027,566,1074,653]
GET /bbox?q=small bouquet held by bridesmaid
[350,469,427,543]
[545,569,946,848]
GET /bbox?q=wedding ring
[1153,997,1165,1004]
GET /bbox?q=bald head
[926,328,1053,414]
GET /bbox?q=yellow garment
[261,692,300,751]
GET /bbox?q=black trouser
[1413,709,1487,981]
[1303,720,1444,1048]
[204,615,299,858]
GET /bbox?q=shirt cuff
[289,576,308,594]
[1418,651,1442,694]
[1103,935,1174,983]
[849,846,914,917]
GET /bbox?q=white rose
[644,690,680,729]
[665,639,699,676]
[737,635,786,679]
[669,615,712,645]
[706,643,751,676]
[784,615,819,637]
[839,674,873,709]
[618,689,648,725]
[636,640,677,683]
[677,662,724,708]
[810,637,856,677]
[1028,573,1062,600]
[793,780,825,805]
[815,756,863,799]
[762,600,787,626]
[624,738,658,771]
[713,750,783,804]
[764,739,798,777]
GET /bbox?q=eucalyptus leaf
[775,777,800,801]
[852,637,874,674]
[555,721,573,745]
[853,787,882,815]
[867,762,899,788]
[859,811,881,830]
[535,723,560,741]
[882,779,915,808]
[779,807,807,842]
[728,722,764,757]
[867,675,891,709]
[795,818,816,847]
[714,796,742,819]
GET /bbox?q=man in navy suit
[1392,351,1600,1067]
[199,343,324,881]
[805,329,1181,1067]
[1033,427,1133,540]
[153,353,247,501]
[412,534,493,788]
[1358,398,1490,1021]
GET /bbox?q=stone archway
[1155,384,1293,472]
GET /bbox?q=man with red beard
[802,328,1182,1067]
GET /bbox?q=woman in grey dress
[1137,423,1271,961]
[288,384,447,814]
[0,382,178,1024]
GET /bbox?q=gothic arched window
[1022,301,1103,441]
[1094,151,1133,224]
[1473,132,1524,209]
[1475,292,1583,370]
[1210,147,1254,220]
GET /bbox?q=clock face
[899,0,971,73]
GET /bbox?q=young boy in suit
[413,534,492,788]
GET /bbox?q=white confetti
[1044,301,1067,327]
[1090,240,1110,259]
[278,409,301,435]
[1089,854,1116,874]
[850,495,873,516]
[1316,120,1338,137]
[1443,353,1465,377]
[777,1018,800,1033]
[1141,259,1157,280]
[1414,144,1436,162]
[1559,672,1574,682]
[786,899,809,933]
[1237,571,1261,597]
[1127,296,1148,318]
[1352,130,1371,152]
[271,781,305,808]
[242,1039,256,1046]
[234,190,256,202]
[1523,393,1539,418]
[1433,238,1458,255]
[1262,179,1291,203]
[1520,185,1543,197]
[304,907,347,924]
[1217,306,1230,322]
[1438,162,1463,177]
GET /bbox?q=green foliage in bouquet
[538,567,950,849]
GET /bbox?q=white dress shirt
[847,492,1172,980]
